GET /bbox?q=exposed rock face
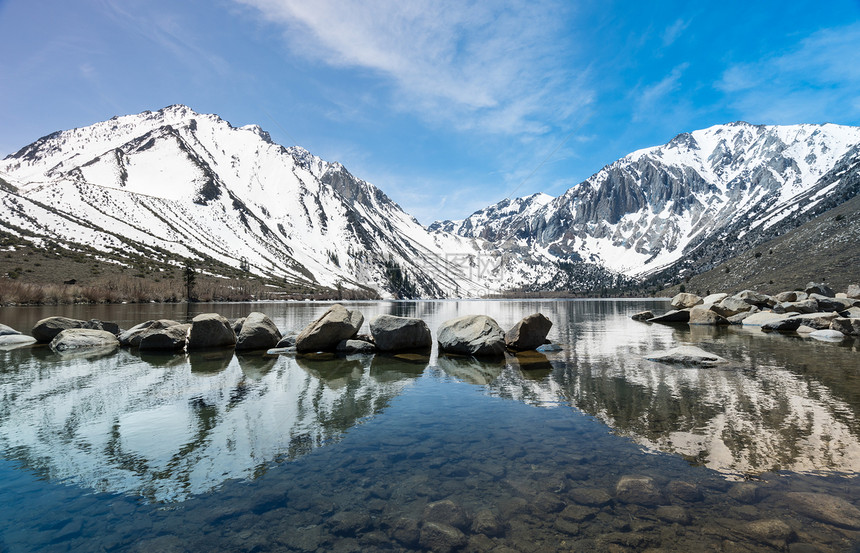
[830,317,860,335]
[702,292,728,304]
[296,304,363,353]
[734,290,773,307]
[847,284,860,299]
[646,310,690,323]
[369,315,432,352]
[645,346,727,366]
[50,329,119,352]
[688,305,729,325]
[741,312,792,326]
[671,293,703,309]
[437,315,506,358]
[761,317,803,332]
[774,291,797,303]
[782,299,819,314]
[139,324,191,351]
[805,282,835,297]
[792,312,840,330]
[505,313,553,351]
[814,296,855,312]
[119,319,181,347]
[235,312,282,351]
[186,313,237,350]
[631,311,654,321]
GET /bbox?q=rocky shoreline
[635,281,860,342]
[0,305,556,362]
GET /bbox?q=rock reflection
[453,316,860,478]
[0,349,423,502]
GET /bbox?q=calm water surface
[1,299,860,552]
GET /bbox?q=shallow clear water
[1,299,860,552]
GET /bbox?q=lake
[1,299,859,552]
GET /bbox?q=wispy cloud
[233,0,592,137]
[662,18,690,47]
[717,22,860,122]
[632,63,689,122]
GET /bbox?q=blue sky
[2,1,859,223]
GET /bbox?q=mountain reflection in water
[0,348,423,502]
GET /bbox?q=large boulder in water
[437,315,506,358]
[119,319,181,347]
[32,317,88,343]
[236,312,282,351]
[645,346,727,366]
[670,293,703,309]
[50,329,119,352]
[369,314,431,352]
[831,318,860,336]
[139,324,191,351]
[186,313,237,350]
[296,304,364,353]
[505,313,553,351]
[0,323,21,336]
[688,305,729,325]
[646,310,690,323]
[712,297,755,317]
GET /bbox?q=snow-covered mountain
[1,105,608,297]
[435,122,860,278]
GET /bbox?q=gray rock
[805,282,835,297]
[471,509,502,537]
[419,522,467,553]
[423,500,469,530]
[830,317,860,336]
[336,339,376,353]
[742,312,793,326]
[645,345,727,366]
[774,291,798,303]
[50,329,119,352]
[646,309,690,323]
[847,284,860,299]
[656,506,690,525]
[688,305,729,325]
[631,311,654,321]
[735,289,773,307]
[236,312,282,351]
[792,312,839,330]
[505,313,553,351]
[275,334,297,348]
[32,316,89,343]
[265,346,297,355]
[727,311,756,324]
[0,323,21,336]
[702,292,728,304]
[741,519,795,543]
[138,324,190,351]
[813,296,856,312]
[568,488,612,507]
[296,304,363,353]
[670,292,703,309]
[615,475,664,505]
[536,343,562,353]
[808,329,845,341]
[186,313,237,350]
[728,483,759,504]
[90,319,120,336]
[437,315,506,358]
[842,306,860,318]
[712,297,754,317]
[761,317,803,332]
[667,481,702,502]
[369,314,432,352]
[0,334,37,349]
[782,299,819,314]
[231,317,245,334]
[119,319,181,347]
[786,492,860,529]
[390,518,420,547]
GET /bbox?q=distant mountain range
[2,106,858,298]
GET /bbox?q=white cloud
[718,22,860,122]
[662,18,690,47]
[632,63,689,122]
[233,0,591,137]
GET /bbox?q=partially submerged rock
[139,324,191,351]
[808,329,845,341]
[0,323,21,336]
[369,314,431,352]
[830,317,860,336]
[119,319,181,348]
[645,345,727,366]
[647,309,690,323]
[236,312,282,351]
[505,313,553,351]
[296,304,363,353]
[760,317,803,332]
[688,305,729,325]
[336,339,376,354]
[741,312,793,327]
[437,315,506,358]
[50,329,119,352]
[0,334,37,349]
[34,317,119,343]
[631,311,654,321]
[186,313,237,350]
